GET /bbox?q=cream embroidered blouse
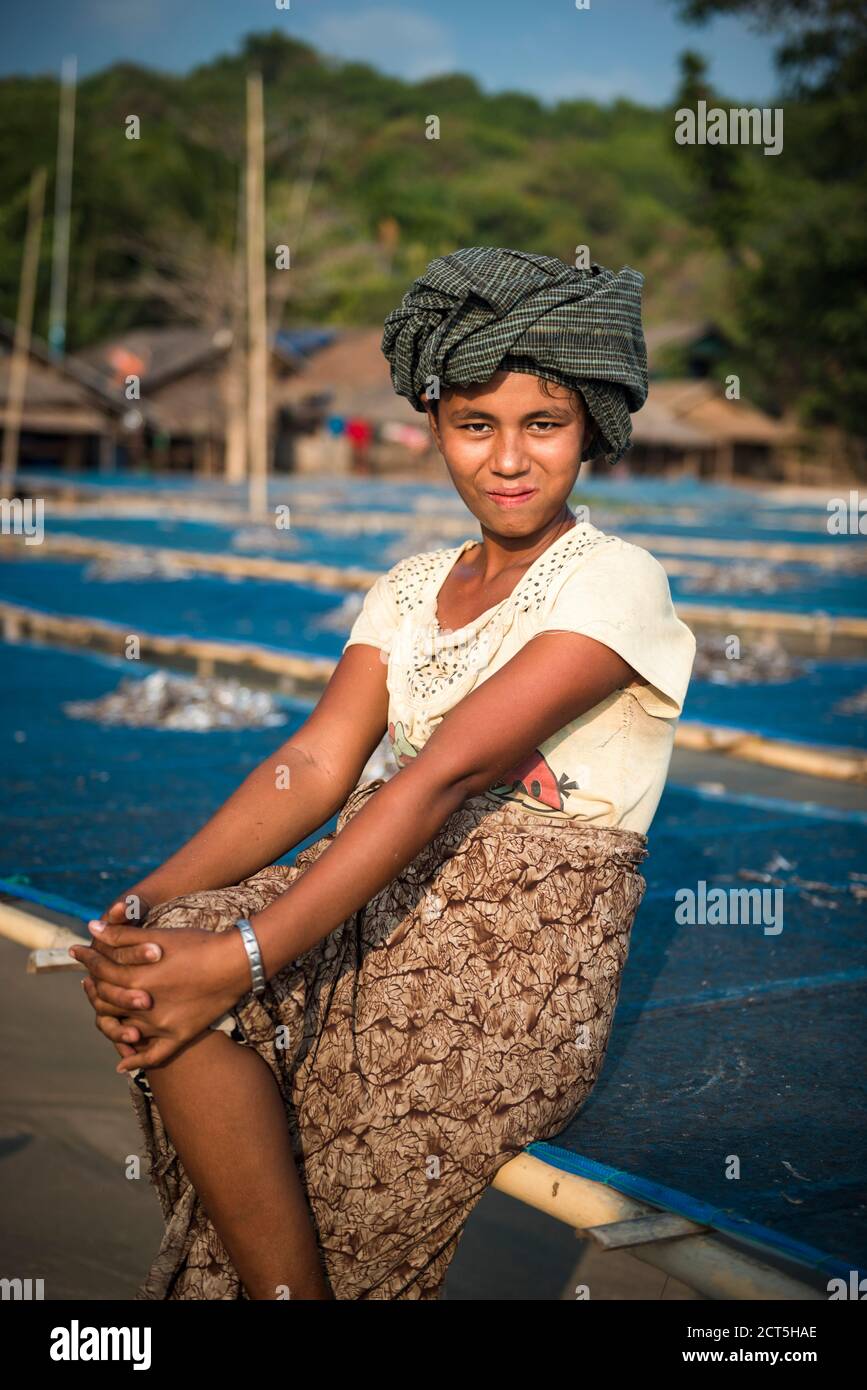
[342,520,697,835]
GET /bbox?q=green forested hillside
[0,32,731,342]
[0,13,863,438]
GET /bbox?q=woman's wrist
[221,922,259,1000]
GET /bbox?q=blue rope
[0,878,96,925]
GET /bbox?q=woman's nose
[489,434,530,474]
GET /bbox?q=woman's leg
[143,1028,334,1300]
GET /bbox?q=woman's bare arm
[88,629,637,1073]
[248,630,636,980]
[119,644,390,910]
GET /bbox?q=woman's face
[423,370,587,536]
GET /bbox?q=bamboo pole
[224,166,248,484]
[245,71,268,521]
[0,167,47,495]
[1,531,378,589]
[6,531,867,649]
[491,1153,824,1300]
[47,55,77,358]
[24,485,866,569]
[674,720,867,781]
[624,530,859,568]
[0,599,336,686]
[0,899,82,957]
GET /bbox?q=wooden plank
[27,947,85,975]
[5,533,867,640]
[0,167,47,494]
[582,1212,707,1250]
[19,484,867,566]
[491,1152,823,1299]
[625,529,866,568]
[245,70,268,520]
[0,899,83,955]
[0,599,335,686]
[676,721,867,782]
[2,531,379,591]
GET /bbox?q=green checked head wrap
[381,246,647,466]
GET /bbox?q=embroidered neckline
[385,518,620,727]
[431,520,601,634]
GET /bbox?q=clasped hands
[71,896,252,1075]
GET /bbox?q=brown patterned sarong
[127,776,649,1300]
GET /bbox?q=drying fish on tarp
[691,631,806,684]
[229,526,301,553]
[833,686,867,716]
[83,553,192,583]
[308,591,364,634]
[679,561,806,596]
[383,532,462,563]
[737,859,842,909]
[411,494,473,516]
[63,670,288,732]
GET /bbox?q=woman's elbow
[402,746,494,808]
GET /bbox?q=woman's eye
[461,423,491,433]
[529,421,559,432]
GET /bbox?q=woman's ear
[421,393,442,449]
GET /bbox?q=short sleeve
[535,539,697,718]
[341,572,398,656]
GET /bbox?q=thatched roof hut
[73,326,312,473]
[280,326,421,427]
[0,317,130,472]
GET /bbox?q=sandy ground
[1,745,854,1301]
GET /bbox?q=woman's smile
[484,485,539,508]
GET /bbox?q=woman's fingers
[68,943,140,989]
[74,917,163,969]
[84,981,160,1041]
[86,938,163,967]
[88,919,156,949]
[92,1006,142,1049]
[82,973,122,1017]
[89,976,153,1013]
[82,978,140,1042]
[116,1037,173,1075]
[100,894,151,928]
[82,978,144,1060]
[96,1013,138,1044]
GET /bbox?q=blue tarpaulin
[2,641,865,1287]
[2,555,865,748]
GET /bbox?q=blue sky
[2,0,780,105]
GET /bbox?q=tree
[672,51,752,266]
[673,0,867,437]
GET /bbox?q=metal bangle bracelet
[235,917,267,997]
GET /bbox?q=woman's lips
[485,487,538,509]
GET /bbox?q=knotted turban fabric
[381,246,648,466]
